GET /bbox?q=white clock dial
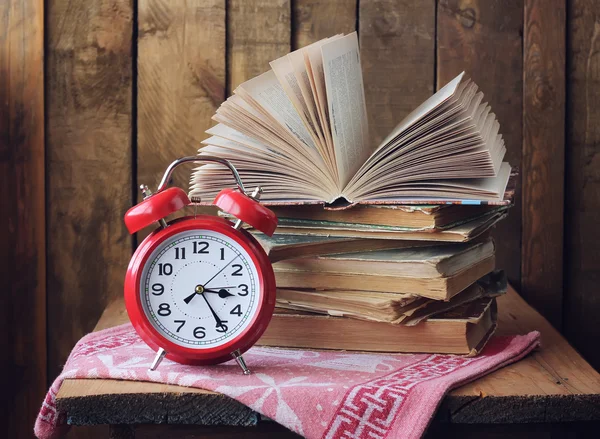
[139,229,260,348]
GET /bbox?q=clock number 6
[193,327,206,339]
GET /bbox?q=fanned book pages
[190,32,512,207]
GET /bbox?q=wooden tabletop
[56,287,600,427]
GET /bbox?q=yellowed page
[321,32,370,189]
[287,50,327,152]
[304,36,343,164]
[270,54,333,172]
[236,71,318,154]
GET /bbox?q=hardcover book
[275,270,507,325]
[257,297,498,355]
[272,238,496,300]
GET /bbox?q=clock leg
[231,350,251,375]
[149,347,167,371]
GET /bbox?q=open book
[190,32,511,207]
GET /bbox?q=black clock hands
[203,255,240,287]
[183,291,198,304]
[183,256,240,306]
[200,293,228,331]
[204,288,235,298]
[183,284,206,304]
[184,286,234,304]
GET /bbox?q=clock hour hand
[184,285,207,304]
[200,293,227,330]
[183,291,198,304]
[204,288,235,298]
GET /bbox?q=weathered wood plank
[228,0,291,93]
[292,0,356,50]
[123,423,301,438]
[106,421,600,439]
[56,287,600,426]
[359,0,435,146]
[564,0,600,371]
[437,0,524,289]
[58,380,258,427]
[137,0,226,204]
[521,0,566,328]
[0,0,45,436]
[46,0,133,389]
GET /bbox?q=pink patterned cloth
[35,324,540,439]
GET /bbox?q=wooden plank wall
[46,0,134,390]
[438,0,524,292]
[565,0,600,371]
[4,1,598,437]
[1,1,45,437]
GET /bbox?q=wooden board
[106,421,600,439]
[137,0,226,228]
[564,0,600,371]
[437,0,524,290]
[521,0,566,329]
[359,0,435,147]
[292,0,356,50]
[46,0,134,389]
[56,287,600,426]
[0,0,46,437]
[227,0,291,93]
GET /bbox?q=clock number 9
[151,283,164,296]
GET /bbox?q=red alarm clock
[123,156,277,374]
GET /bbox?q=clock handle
[156,156,249,197]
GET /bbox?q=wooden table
[56,287,600,438]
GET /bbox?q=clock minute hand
[200,293,227,329]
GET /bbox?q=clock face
[139,229,261,349]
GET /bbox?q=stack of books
[251,204,509,355]
[190,32,514,356]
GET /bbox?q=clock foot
[149,347,167,371]
[231,350,251,375]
